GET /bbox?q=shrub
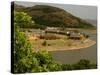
[71,59,96,70]
[42,40,47,46]
[40,34,60,40]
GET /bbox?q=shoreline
[31,39,96,52]
[48,40,96,51]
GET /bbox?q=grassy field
[22,28,96,51]
[29,36,96,51]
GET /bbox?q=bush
[40,34,60,40]
[42,40,47,46]
[71,59,97,70]
[61,64,73,70]
[61,59,97,71]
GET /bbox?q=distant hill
[13,4,95,29]
[85,19,97,26]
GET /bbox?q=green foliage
[61,64,73,70]
[61,59,97,70]
[35,50,52,65]
[72,59,97,69]
[14,25,34,73]
[14,11,35,28]
[13,25,60,73]
[32,50,62,72]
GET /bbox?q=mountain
[13,4,95,29]
[85,19,97,26]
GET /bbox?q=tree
[13,26,62,73]
[13,11,36,73]
[14,25,35,73]
[13,18,60,73]
[14,11,35,28]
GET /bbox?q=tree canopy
[14,11,35,28]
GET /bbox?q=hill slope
[14,4,95,29]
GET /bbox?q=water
[50,32,97,64]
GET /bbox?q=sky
[14,1,97,20]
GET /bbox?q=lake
[50,31,97,64]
